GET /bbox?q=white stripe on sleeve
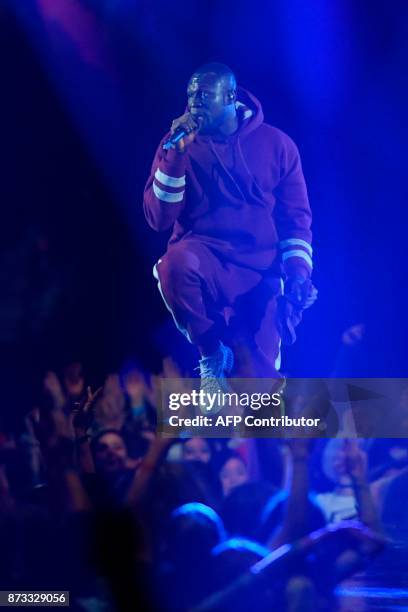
[279,238,313,256]
[155,168,186,188]
[282,249,313,269]
[153,182,184,203]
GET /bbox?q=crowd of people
[0,355,407,611]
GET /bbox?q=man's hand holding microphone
[163,112,202,152]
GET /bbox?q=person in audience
[217,450,249,497]
[209,538,272,611]
[221,481,276,540]
[88,429,139,506]
[160,502,226,610]
[315,439,380,532]
[120,360,157,452]
[182,437,213,464]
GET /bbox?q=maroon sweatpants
[153,238,283,377]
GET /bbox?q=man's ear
[226,90,236,104]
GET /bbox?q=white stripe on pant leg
[275,339,281,371]
[153,262,193,343]
[276,280,284,370]
[282,249,313,269]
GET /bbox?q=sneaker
[198,342,234,414]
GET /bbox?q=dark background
[1,0,407,410]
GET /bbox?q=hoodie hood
[233,86,264,138]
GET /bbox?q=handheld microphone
[163,116,202,150]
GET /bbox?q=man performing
[143,63,317,387]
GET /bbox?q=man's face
[187,73,231,134]
[94,432,128,474]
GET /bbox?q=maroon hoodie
[143,88,313,279]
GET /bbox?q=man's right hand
[170,112,200,152]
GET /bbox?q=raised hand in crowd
[95,374,126,430]
[43,370,66,410]
[343,439,367,484]
[70,386,103,474]
[62,362,85,399]
[343,439,381,532]
[144,373,162,413]
[71,386,103,437]
[38,407,91,514]
[126,434,176,510]
[267,438,315,549]
[162,355,184,378]
[342,323,366,346]
[122,367,147,409]
[144,356,191,416]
